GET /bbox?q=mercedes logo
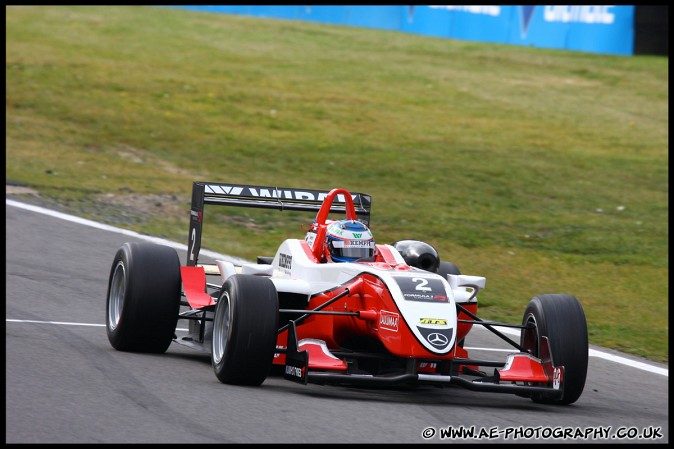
[427,332,449,347]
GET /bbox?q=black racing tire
[106,242,181,353]
[212,274,279,386]
[436,261,461,277]
[520,294,588,405]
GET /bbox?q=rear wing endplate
[187,182,372,266]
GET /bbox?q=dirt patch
[97,192,188,220]
[6,185,40,195]
[7,185,190,228]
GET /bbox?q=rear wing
[187,181,372,266]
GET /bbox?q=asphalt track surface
[5,201,669,444]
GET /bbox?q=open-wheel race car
[106,182,588,405]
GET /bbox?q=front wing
[281,318,565,400]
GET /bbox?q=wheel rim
[108,261,126,331]
[522,313,539,356]
[213,292,231,365]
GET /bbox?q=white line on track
[5,319,189,332]
[6,319,105,327]
[6,198,668,377]
[473,325,668,377]
[5,199,248,265]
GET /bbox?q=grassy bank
[6,6,668,362]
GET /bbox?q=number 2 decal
[394,275,446,302]
[189,227,196,261]
[412,277,432,291]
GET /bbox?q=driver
[323,219,376,263]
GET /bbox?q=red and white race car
[106,182,588,405]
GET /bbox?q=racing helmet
[325,220,375,263]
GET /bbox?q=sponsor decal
[273,345,286,358]
[204,184,360,203]
[416,327,454,351]
[279,253,292,270]
[420,318,447,325]
[553,367,562,390]
[305,231,316,248]
[205,185,244,196]
[520,5,536,38]
[428,5,501,16]
[426,332,449,347]
[379,310,399,332]
[331,239,374,248]
[543,5,615,24]
[189,209,202,223]
[346,240,373,247]
[285,364,304,379]
[394,276,448,303]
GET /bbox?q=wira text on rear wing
[187,181,372,267]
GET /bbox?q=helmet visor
[329,239,375,260]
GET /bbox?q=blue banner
[169,5,635,56]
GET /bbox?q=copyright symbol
[422,427,436,439]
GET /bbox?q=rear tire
[212,275,279,386]
[521,294,588,405]
[436,261,461,277]
[106,242,181,353]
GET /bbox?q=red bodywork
[271,273,478,370]
[181,186,559,389]
[265,188,479,375]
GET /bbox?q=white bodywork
[216,239,485,355]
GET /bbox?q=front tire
[521,294,588,405]
[212,275,279,386]
[106,242,181,353]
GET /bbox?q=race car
[105,181,589,405]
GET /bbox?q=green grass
[6,6,668,362]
